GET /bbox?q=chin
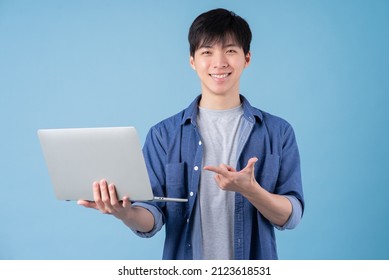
[210,89,236,96]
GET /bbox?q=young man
[79,8,304,260]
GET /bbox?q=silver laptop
[37,126,187,202]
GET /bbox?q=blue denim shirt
[133,95,304,260]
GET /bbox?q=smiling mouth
[210,73,231,79]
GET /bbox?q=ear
[244,51,251,68]
[189,56,196,70]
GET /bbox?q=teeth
[211,73,229,79]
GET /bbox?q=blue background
[1,0,388,260]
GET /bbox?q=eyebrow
[223,43,239,48]
[199,43,240,49]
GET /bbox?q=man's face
[190,39,250,98]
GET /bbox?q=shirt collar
[181,94,263,126]
[240,95,263,123]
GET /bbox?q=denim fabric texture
[133,95,304,260]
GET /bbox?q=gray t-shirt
[197,104,244,259]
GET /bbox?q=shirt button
[194,166,199,171]
[187,218,190,223]
[198,141,202,145]
[189,192,194,197]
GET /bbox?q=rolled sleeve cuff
[131,202,163,238]
[274,195,303,231]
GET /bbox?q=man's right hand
[78,179,154,233]
[78,179,132,220]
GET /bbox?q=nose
[212,53,228,69]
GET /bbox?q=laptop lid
[37,126,187,202]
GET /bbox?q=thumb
[246,157,258,169]
[241,157,258,174]
[122,196,132,208]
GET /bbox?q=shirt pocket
[255,154,280,192]
[165,162,188,215]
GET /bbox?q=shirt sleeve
[274,195,303,230]
[276,123,305,212]
[130,202,164,238]
[130,126,167,238]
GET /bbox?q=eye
[201,50,211,55]
[227,49,237,54]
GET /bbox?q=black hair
[188,8,252,57]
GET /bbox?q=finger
[244,157,258,171]
[108,183,121,210]
[93,181,105,211]
[214,174,228,190]
[99,179,110,203]
[219,163,236,172]
[99,179,113,213]
[215,174,223,184]
[122,196,132,208]
[77,200,98,210]
[204,165,230,177]
[248,157,258,165]
[225,165,237,172]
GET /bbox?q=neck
[199,92,241,110]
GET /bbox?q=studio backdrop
[0,0,388,259]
